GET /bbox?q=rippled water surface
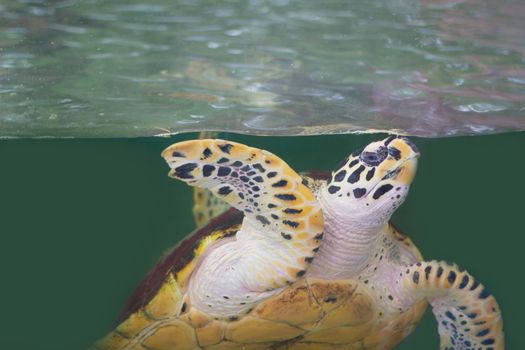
[1,0,524,137]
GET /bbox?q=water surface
[1,0,524,137]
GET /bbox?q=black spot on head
[218,143,233,154]
[230,171,238,177]
[388,147,401,160]
[384,135,396,146]
[348,158,359,168]
[271,214,279,219]
[324,296,337,303]
[172,151,185,158]
[353,188,366,198]
[231,160,242,167]
[252,186,260,192]
[268,203,277,208]
[181,302,187,313]
[333,170,346,182]
[217,186,233,196]
[202,164,215,177]
[252,176,264,183]
[296,270,306,277]
[240,165,251,172]
[174,163,197,179]
[228,316,239,321]
[305,257,314,263]
[217,166,231,177]
[240,176,250,182]
[267,171,277,178]
[348,165,366,184]
[373,184,394,199]
[223,295,229,299]
[327,185,341,194]
[366,167,375,181]
[314,233,324,240]
[481,338,495,345]
[218,157,229,164]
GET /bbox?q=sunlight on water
[0,0,524,137]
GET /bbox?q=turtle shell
[93,172,427,350]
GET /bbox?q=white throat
[308,185,387,279]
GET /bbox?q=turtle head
[322,136,419,226]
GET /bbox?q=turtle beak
[398,136,420,156]
[395,156,418,186]
[384,137,420,186]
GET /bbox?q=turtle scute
[94,275,425,350]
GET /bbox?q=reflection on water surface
[1,0,524,137]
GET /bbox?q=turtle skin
[94,173,427,350]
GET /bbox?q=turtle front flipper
[397,261,504,350]
[162,139,323,317]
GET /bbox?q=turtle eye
[360,146,387,166]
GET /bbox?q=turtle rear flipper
[398,261,503,350]
[192,132,231,227]
[193,187,231,227]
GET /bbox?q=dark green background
[1,132,523,349]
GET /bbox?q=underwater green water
[0,132,523,349]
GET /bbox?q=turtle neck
[307,186,387,279]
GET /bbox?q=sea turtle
[94,136,503,350]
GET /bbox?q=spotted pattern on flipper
[399,261,504,350]
[162,139,324,289]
